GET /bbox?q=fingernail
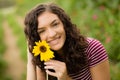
[44,63,46,64]
[44,66,46,69]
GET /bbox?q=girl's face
[37,11,66,51]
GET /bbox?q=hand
[44,60,68,80]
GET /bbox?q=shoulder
[86,37,105,50]
[86,37,100,44]
[85,37,108,67]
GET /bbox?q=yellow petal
[34,52,40,56]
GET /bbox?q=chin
[51,47,61,51]
[51,45,63,51]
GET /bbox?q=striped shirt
[69,38,108,80]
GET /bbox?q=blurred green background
[0,0,120,80]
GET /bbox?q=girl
[24,3,110,80]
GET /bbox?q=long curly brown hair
[24,3,88,75]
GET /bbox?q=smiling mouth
[48,36,61,45]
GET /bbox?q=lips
[48,36,61,46]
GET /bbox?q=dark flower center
[40,46,47,52]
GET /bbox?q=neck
[56,49,65,61]
[57,49,63,54]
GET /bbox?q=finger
[44,65,56,73]
[45,60,66,70]
[44,65,54,70]
[44,60,63,66]
[44,60,57,65]
[46,69,56,77]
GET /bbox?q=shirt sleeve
[86,38,108,67]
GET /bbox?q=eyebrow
[50,19,58,25]
[38,19,58,30]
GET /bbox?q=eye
[38,30,45,34]
[52,22,60,27]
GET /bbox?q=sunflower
[32,40,54,61]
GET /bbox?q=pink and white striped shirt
[69,38,108,80]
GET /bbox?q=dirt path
[16,16,25,28]
[3,20,26,80]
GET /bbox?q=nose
[47,28,56,38]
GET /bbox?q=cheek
[63,31,66,42]
[39,34,46,41]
